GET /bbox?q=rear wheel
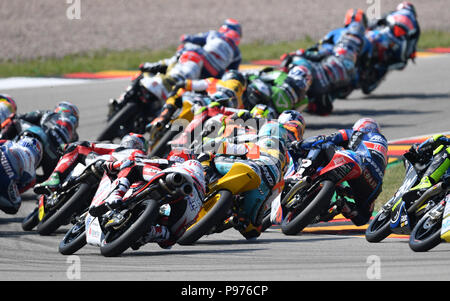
[281,180,335,235]
[178,190,233,245]
[96,102,140,141]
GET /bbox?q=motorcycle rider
[33,133,148,195]
[280,18,369,116]
[0,94,17,126]
[399,134,450,217]
[139,18,242,89]
[199,110,306,239]
[292,117,388,226]
[0,101,80,181]
[244,66,313,114]
[88,154,206,250]
[364,2,420,94]
[0,135,43,214]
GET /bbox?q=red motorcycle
[277,142,364,235]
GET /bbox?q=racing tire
[365,209,392,243]
[409,214,443,252]
[96,102,139,142]
[37,182,92,236]
[21,207,39,231]
[148,128,182,158]
[59,218,87,255]
[100,199,160,257]
[177,190,233,245]
[281,180,335,236]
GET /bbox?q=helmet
[0,94,17,114]
[120,133,147,152]
[258,121,289,146]
[287,66,312,94]
[352,118,381,133]
[217,78,245,108]
[387,13,417,37]
[396,1,417,18]
[244,79,272,110]
[17,136,43,168]
[211,87,239,108]
[250,104,277,119]
[54,101,80,127]
[278,110,306,143]
[344,8,368,28]
[219,18,242,37]
[221,70,247,88]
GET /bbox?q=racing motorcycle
[365,151,432,242]
[149,99,240,158]
[274,141,374,236]
[58,161,197,257]
[22,153,106,234]
[177,162,261,245]
[409,189,450,252]
[96,72,168,142]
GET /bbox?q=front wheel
[37,182,93,236]
[281,180,335,236]
[365,209,392,243]
[22,207,39,231]
[100,199,160,257]
[409,214,442,252]
[177,190,233,245]
[59,218,87,255]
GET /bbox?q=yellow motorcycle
[177,162,261,245]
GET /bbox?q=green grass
[374,161,406,212]
[0,30,448,78]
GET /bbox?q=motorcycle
[409,188,450,252]
[273,141,373,236]
[177,162,261,245]
[58,161,197,257]
[22,153,107,234]
[149,99,240,158]
[96,72,168,142]
[365,151,431,242]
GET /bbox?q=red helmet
[344,9,368,28]
[219,18,242,38]
[387,13,416,37]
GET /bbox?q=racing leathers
[295,128,389,225]
[201,121,290,239]
[33,141,146,195]
[140,29,241,85]
[89,157,206,250]
[0,137,42,214]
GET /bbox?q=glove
[139,62,167,74]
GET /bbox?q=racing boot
[88,177,130,217]
[131,225,172,250]
[33,172,62,195]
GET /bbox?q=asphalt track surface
[0,54,449,282]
